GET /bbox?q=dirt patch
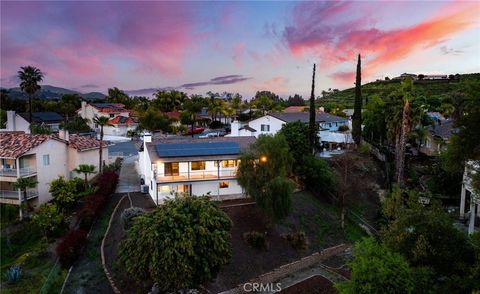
[280,275,336,294]
[104,192,156,293]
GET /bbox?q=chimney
[6,111,16,131]
[318,107,325,113]
[231,120,240,137]
[59,129,70,141]
[81,101,87,119]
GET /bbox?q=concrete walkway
[115,155,141,193]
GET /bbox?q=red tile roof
[166,111,181,120]
[108,116,136,125]
[0,132,53,158]
[68,134,107,151]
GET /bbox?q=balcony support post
[188,162,190,180]
[217,160,220,179]
[16,157,23,220]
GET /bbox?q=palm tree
[14,177,38,220]
[74,164,96,189]
[18,66,44,124]
[93,116,113,174]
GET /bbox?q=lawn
[206,191,366,293]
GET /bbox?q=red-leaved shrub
[56,229,87,268]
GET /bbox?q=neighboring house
[0,131,107,207]
[418,121,455,156]
[460,160,479,234]
[426,112,447,124]
[139,135,255,204]
[78,101,135,135]
[227,111,352,148]
[2,111,64,133]
[103,116,138,136]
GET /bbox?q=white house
[0,131,107,209]
[228,112,352,147]
[460,160,479,234]
[77,101,137,136]
[2,111,64,133]
[139,135,255,204]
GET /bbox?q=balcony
[0,188,39,205]
[157,170,236,183]
[0,167,37,177]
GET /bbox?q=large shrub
[32,203,65,237]
[56,229,87,268]
[118,195,232,292]
[297,155,337,195]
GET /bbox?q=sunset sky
[1,1,479,98]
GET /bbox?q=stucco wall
[68,147,107,179]
[24,139,69,205]
[248,115,285,138]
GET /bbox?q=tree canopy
[118,195,232,292]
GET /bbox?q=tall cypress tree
[309,64,317,154]
[352,54,362,145]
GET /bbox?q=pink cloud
[232,43,246,67]
[1,2,200,88]
[284,1,480,83]
[253,76,289,95]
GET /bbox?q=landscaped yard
[206,191,366,293]
[0,210,66,294]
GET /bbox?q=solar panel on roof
[155,141,240,158]
[33,112,63,121]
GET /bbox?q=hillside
[319,73,480,108]
[2,85,106,101]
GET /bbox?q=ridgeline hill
[318,73,480,109]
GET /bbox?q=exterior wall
[2,112,31,133]
[248,115,285,138]
[68,148,106,179]
[24,139,69,206]
[156,179,243,201]
[418,135,444,156]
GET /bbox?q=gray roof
[269,112,348,124]
[146,136,256,162]
[240,125,256,132]
[19,112,64,123]
[427,121,455,140]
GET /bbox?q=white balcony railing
[157,170,236,182]
[0,189,39,200]
[0,167,37,177]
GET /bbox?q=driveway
[115,155,141,193]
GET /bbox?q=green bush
[32,203,65,238]
[358,143,370,155]
[297,155,337,195]
[243,231,269,250]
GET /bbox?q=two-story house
[0,131,107,209]
[139,135,255,204]
[2,111,64,133]
[77,101,137,136]
[228,111,352,147]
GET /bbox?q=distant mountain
[2,85,106,101]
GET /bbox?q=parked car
[184,127,205,135]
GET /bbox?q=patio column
[187,162,190,180]
[468,200,476,235]
[217,160,220,179]
[460,184,466,219]
[16,157,22,220]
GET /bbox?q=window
[42,154,50,166]
[425,138,432,148]
[191,161,206,170]
[109,113,115,118]
[177,184,189,193]
[164,162,179,176]
[159,185,170,193]
[222,160,237,168]
[219,181,229,188]
[261,124,270,132]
